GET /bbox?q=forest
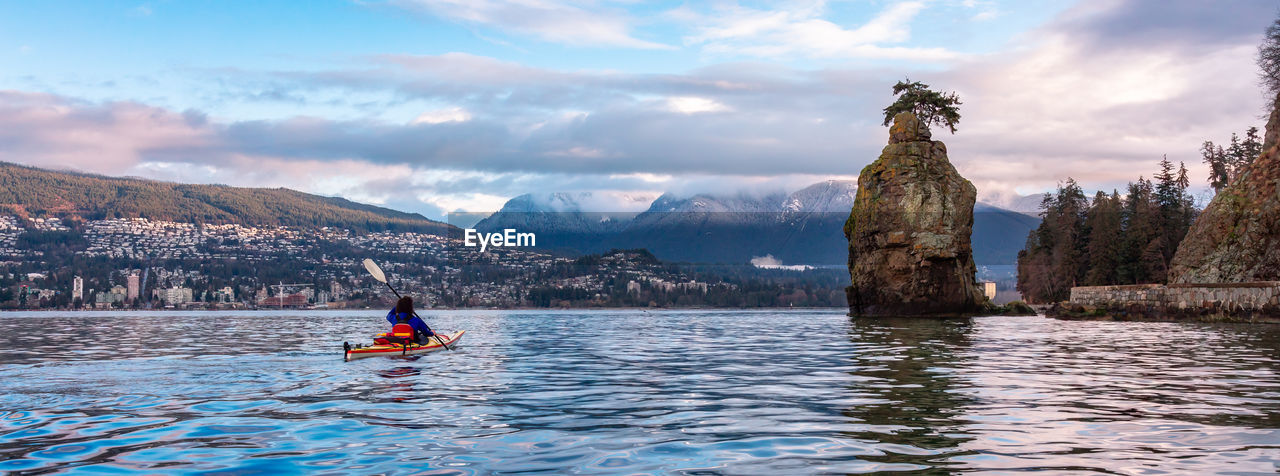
[1016,140,1258,304]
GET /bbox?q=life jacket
[375,312,416,345]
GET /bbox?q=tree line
[1015,12,1280,304]
[1016,158,1196,303]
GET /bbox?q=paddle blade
[362,258,387,283]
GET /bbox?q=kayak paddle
[362,258,453,351]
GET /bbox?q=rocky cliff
[844,112,987,317]
[1168,91,1280,283]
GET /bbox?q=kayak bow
[343,330,466,361]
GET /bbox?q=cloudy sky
[1,0,1276,218]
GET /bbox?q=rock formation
[1169,91,1280,283]
[844,112,987,317]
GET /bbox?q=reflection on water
[842,318,977,472]
[0,310,1277,474]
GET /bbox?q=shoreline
[1054,281,1280,324]
[0,306,856,313]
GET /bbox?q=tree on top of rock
[882,79,962,134]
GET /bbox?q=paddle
[362,258,454,351]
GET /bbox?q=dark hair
[395,296,414,315]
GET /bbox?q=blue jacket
[386,308,435,338]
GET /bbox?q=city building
[126,273,140,301]
[212,286,235,303]
[95,286,128,308]
[159,287,194,306]
[72,276,83,302]
[980,281,997,301]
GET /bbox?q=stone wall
[1055,282,1280,322]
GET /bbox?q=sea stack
[1168,92,1280,283]
[844,112,986,317]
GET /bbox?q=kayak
[343,330,466,361]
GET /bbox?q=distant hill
[0,162,451,234]
[476,180,1041,265]
[986,193,1048,214]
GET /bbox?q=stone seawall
[1053,282,1280,322]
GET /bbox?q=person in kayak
[386,296,436,345]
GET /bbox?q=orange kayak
[343,330,465,361]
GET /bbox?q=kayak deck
[344,330,465,361]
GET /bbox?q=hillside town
[0,216,820,310]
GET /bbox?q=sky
[1,0,1277,219]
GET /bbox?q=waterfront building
[980,281,997,301]
[95,287,127,308]
[126,273,140,301]
[72,276,83,302]
[162,287,194,305]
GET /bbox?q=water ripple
[0,310,1278,473]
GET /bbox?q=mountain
[1003,194,1044,214]
[973,203,1043,265]
[613,191,795,263]
[0,162,451,234]
[478,192,634,234]
[782,180,859,213]
[475,180,1041,265]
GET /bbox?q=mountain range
[0,162,451,234]
[475,180,1041,265]
[1,162,1040,265]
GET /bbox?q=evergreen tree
[1016,193,1057,303]
[1173,161,1197,249]
[1242,126,1263,165]
[1082,191,1122,286]
[1015,178,1088,303]
[1226,133,1245,181]
[1148,158,1197,277]
[881,79,963,133]
[1153,156,1179,211]
[1202,140,1229,193]
[1117,178,1159,284]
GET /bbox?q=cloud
[389,0,671,49]
[678,1,959,61]
[1048,0,1277,53]
[5,0,1279,216]
[0,90,215,174]
[942,0,1278,198]
[662,96,731,114]
[412,107,472,124]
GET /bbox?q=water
[1,310,1279,474]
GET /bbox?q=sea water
[1,310,1278,474]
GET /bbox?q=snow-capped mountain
[476,181,1041,265]
[782,180,858,213]
[476,192,637,234]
